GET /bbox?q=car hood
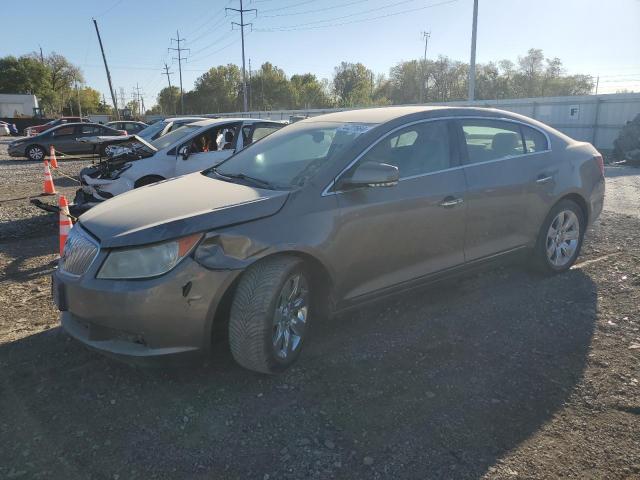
[79,173,289,248]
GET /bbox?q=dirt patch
[0,144,639,478]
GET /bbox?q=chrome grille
[60,227,99,276]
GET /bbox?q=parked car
[8,123,127,160]
[106,120,148,134]
[135,117,206,142]
[53,106,605,373]
[73,118,283,209]
[25,117,91,136]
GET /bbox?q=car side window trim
[322,115,552,197]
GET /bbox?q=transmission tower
[226,0,257,112]
[168,31,189,115]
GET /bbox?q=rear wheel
[26,145,45,161]
[229,256,312,374]
[531,199,585,273]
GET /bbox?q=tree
[250,62,292,110]
[388,60,422,104]
[289,73,332,109]
[186,64,242,113]
[332,62,374,107]
[63,86,103,115]
[157,86,180,115]
[0,55,50,96]
[44,52,83,114]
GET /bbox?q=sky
[2,0,639,109]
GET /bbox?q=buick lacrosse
[53,106,605,373]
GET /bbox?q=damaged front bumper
[54,254,241,362]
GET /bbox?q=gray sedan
[53,106,605,373]
[8,122,126,160]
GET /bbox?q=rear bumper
[589,177,605,225]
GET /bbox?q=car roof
[187,117,277,128]
[51,122,112,128]
[298,105,544,125]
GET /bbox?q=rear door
[333,119,467,301]
[457,118,552,260]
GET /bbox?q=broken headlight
[97,234,202,279]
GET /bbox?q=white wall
[0,94,39,117]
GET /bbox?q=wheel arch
[207,249,336,346]
[556,192,589,225]
[134,174,165,188]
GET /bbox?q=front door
[332,120,467,301]
[174,123,239,177]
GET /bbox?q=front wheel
[229,256,312,374]
[531,199,585,273]
[26,145,45,161]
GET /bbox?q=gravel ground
[0,140,639,479]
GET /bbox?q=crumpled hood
[79,172,289,248]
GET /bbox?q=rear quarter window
[522,126,549,153]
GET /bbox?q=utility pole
[75,79,82,118]
[134,83,143,117]
[227,0,257,112]
[419,31,430,103]
[119,87,126,113]
[169,31,189,115]
[467,0,479,101]
[92,18,119,119]
[162,62,176,115]
[248,58,252,111]
[39,45,44,63]
[595,75,600,95]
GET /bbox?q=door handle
[439,196,464,207]
[536,175,553,184]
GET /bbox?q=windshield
[212,121,375,188]
[137,121,167,140]
[150,125,199,150]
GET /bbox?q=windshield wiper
[213,169,276,190]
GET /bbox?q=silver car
[53,106,605,374]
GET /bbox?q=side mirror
[178,145,190,160]
[338,162,399,190]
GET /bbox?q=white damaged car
[74,118,284,212]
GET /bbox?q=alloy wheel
[272,273,309,360]
[545,210,580,267]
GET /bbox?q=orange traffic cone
[58,195,72,256]
[43,160,56,195]
[49,145,58,168]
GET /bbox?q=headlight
[97,233,202,279]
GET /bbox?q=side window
[252,125,281,143]
[53,126,75,136]
[359,121,451,178]
[522,126,548,153]
[80,125,100,136]
[461,120,525,164]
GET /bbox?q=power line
[168,30,190,115]
[260,0,369,18]
[254,0,458,32]
[226,0,257,112]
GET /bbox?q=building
[0,94,39,117]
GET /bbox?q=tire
[229,256,312,374]
[26,145,46,161]
[134,176,164,188]
[531,199,585,274]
